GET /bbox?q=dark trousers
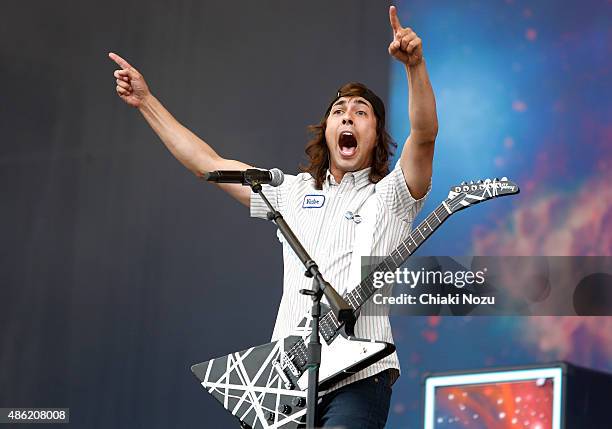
[316,370,393,429]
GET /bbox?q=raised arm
[388,6,438,199]
[108,52,252,207]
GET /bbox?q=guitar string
[286,185,502,365]
[286,200,453,363]
[285,202,450,364]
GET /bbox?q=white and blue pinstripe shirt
[250,162,429,391]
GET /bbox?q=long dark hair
[300,82,397,190]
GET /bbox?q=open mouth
[338,131,358,157]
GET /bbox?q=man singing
[109,6,437,428]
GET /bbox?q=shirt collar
[324,166,372,190]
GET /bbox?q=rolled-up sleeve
[375,161,431,222]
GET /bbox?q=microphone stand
[249,182,355,429]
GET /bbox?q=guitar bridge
[280,352,301,377]
[272,361,294,390]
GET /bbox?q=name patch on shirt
[302,194,325,208]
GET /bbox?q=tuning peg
[493,177,499,181]
[469,180,474,184]
[460,181,466,185]
[477,180,483,184]
[501,176,508,181]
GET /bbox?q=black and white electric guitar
[191,177,519,429]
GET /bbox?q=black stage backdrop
[0,1,391,428]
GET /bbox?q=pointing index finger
[389,5,403,34]
[108,52,132,70]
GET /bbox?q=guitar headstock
[446,177,520,213]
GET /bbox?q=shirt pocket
[327,214,357,256]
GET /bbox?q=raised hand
[388,5,423,67]
[108,52,151,108]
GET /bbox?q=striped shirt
[250,162,429,392]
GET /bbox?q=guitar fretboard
[287,196,460,368]
[319,201,452,338]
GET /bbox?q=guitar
[191,177,519,429]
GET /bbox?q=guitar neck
[349,202,452,309]
[319,201,453,337]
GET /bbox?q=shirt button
[345,211,354,220]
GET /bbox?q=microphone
[204,168,284,187]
